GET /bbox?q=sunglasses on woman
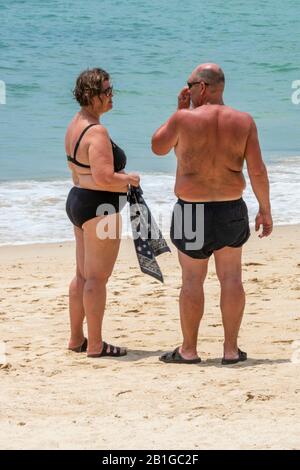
[102,85,113,97]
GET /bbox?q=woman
[65,68,140,357]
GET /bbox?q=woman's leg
[82,213,124,355]
[68,226,86,349]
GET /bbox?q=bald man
[152,63,272,365]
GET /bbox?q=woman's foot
[68,337,88,353]
[87,341,127,358]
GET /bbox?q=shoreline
[1,163,300,245]
[0,222,299,250]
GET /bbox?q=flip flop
[221,348,247,365]
[159,347,201,364]
[87,341,127,358]
[68,337,88,353]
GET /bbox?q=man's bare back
[174,104,252,202]
[152,62,272,238]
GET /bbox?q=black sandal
[159,347,201,364]
[68,337,88,353]
[221,348,247,365]
[87,341,127,358]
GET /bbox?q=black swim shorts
[170,197,250,259]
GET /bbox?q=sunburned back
[175,105,252,201]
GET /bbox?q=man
[152,63,273,365]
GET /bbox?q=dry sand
[1,225,300,449]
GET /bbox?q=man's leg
[178,251,209,360]
[214,246,245,360]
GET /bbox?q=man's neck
[203,98,224,105]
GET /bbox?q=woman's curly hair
[73,68,110,106]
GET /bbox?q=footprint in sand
[246,391,275,402]
[258,394,275,401]
[272,339,294,344]
[46,370,62,377]
[116,390,132,397]
[246,393,255,401]
[244,262,264,266]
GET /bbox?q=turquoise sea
[0,0,300,243]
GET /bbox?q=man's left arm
[151,112,179,156]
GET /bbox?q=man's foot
[87,341,127,358]
[159,346,201,364]
[68,337,88,353]
[222,348,247,365]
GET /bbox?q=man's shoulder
[223,106,254,123]
[174,108,205,123]
[174,108,192,118]
[174,107,255,130]
[169,109,194,127]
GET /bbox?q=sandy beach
[1,225,300,450]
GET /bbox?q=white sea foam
[0,158,299,245]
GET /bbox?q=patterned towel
[128,186,171,282]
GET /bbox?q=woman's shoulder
[87,123,110,142]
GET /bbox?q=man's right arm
[244,117,273,238]
[151,112,179,156]
[151,86,190,156]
